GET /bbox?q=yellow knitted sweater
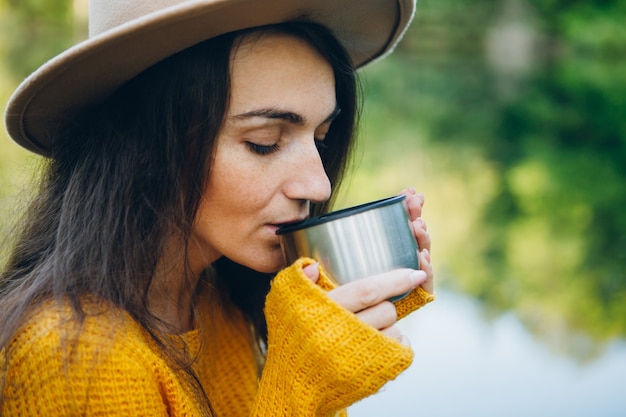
[1,258,433,416]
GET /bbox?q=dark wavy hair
[0,20,360,414]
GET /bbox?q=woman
[1,0,434,415]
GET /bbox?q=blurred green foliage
[354,0,626,360]
[1,0,625,361]
[0,0,72,80]
[0,0,73,257]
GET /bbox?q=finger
[412,217,431,253]
[399,186,416,200]
[400,188,425,221]
[302,262,320,284]
[328,269,426,313]
[407,192,425,221]
[380,325,406,344]
[354,301,397,330]
[419,249,434,294]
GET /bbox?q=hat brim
[5,0,415,156]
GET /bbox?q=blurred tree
[362,0,626,358]
[0,0,73,255]
[1,0,73,81]
[488,0,626,345]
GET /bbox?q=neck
[147,236,220,333]
[147,243,205,333]
[148,272,198,333]
[147,285,196,333]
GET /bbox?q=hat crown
[8,0,416,156]
[89,0,192,37]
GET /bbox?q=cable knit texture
[1,258,433,416]
[251,257,433,417]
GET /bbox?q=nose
[283,141,332,204]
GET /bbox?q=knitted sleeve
[251,257,434,417]
[1,304,201,416]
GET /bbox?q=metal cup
[277,195,419,301]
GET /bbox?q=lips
[276,217,307,226]
[269,217,307,233]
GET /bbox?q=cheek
[209,145,264,195]
[209,145,287,209]
[198,151,266,234]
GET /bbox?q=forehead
[231,30,326,68]
[227,31,336,119]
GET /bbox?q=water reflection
[349,290,626,417]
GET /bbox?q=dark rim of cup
[276,194,406,235]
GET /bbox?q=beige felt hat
[5,0,417,156]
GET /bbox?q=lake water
[349,290,626,417]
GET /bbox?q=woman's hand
[303,264,426,345]
[303,188,435,345]
[400,187,433,294]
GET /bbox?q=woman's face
[189,32,337,273]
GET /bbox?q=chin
[238,250,287,274]
[255,259,288,274]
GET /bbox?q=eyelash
[246,142,281,155]
[246,139,329,156]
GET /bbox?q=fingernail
[303,262,320,281]
[422,248,431,263]
[409,270,427,286]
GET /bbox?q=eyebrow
[231,105,341,125]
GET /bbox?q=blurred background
[1,0,625,415]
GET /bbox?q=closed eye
[246,142,280,155]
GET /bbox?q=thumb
[302,262,320,284]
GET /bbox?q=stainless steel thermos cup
[277,195,419,301]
